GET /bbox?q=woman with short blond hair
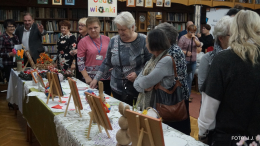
[198,10,260,145]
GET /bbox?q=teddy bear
[116,102,132,146]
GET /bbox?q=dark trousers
[111,90,135,106]
[102,80,111,96]
[163,99,191,135]
[4,66,13,82]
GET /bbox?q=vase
[17,60,24,71]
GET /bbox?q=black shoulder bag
[118,37,139,101]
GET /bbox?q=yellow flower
[142,110,148,115]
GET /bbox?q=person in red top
[77,17,111,95]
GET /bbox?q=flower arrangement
[12,49,24,61]
[37,53,53,64]
[36,53,53,70]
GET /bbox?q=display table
[7,69,207,146]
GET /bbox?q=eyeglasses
[226,34,230,36]
[78,24,86,27]
[7,26,15,28]
[188,31,195,34]
[88,27,99,31]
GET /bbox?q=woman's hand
[145,86,154,92]
[90,79,98,88]
[127,72,137,82]
[187,51,192,57]
[197,33,201,38]
[69,49,77,56]
[9,52,15,57]
[71,64,76,70]
[191,34,196,38]
[85,76,93,84]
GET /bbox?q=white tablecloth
[7,69,207,146]
[6,69,25,114]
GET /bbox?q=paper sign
[14,44,22,50]
[88,0,117,17]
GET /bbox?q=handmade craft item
[36,53,53,70]
[116,102,131,146]
[85,92,113,139]
[46,72,63,104]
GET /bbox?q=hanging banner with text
[88,0,117,17]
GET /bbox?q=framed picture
[127,0,135,7]
[156,0,163,7]
[31,70,38,83]
[52,0,62,5]
[164,0,171,7]
[145,0,153,8]
[136,0,144,7]
[37,74,45,88]
[65,0,75,5]
[37,0,48,4]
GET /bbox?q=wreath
[98,7,104,13]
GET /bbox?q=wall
[206,8,229,37]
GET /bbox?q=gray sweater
[198,53,211,90]
[134,56,175,93]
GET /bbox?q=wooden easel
[86,94,111,139]
[136,115,155,146]
[46,72,62,104]
[64,78,82,117]
[98,81,105,102]
[22,49,36,70]
[125,109,164,146]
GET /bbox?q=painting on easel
[46,72,63,104]
[64,77,83,117]
[85,92,112,138]
[125,109,165,146]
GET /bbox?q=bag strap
[154,55,182,94]
[118,37,124,78]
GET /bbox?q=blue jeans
[186,61,196,97]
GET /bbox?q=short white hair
[78,17,88,25]
[113,12,135,29]
[213,16,233,43]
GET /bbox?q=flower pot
[17,60,24,71]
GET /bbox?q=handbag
[154,55,188,122]
[117,37,139,100]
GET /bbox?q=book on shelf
[107,33,118,39]
[167,13,188,22]
[45,21,59,31]
[169,22,185,32]
[29,7,66,19]
[44,45,58,53]
[0,9,24,21]
[105,21,117,31]
[69,9,87,19]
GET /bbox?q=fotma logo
[231,136,254,141]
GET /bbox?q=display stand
[46,72,63,104]
[23,50,36,70]
[125,109,165,146]
[85,92,113,139]
[98,81,105,101]
[64,77,83,117]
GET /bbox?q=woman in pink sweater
[77,17,111,94]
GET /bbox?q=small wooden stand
[23,50,36,70]
[136,115,155,146]
[98,81,105,102]
[125,109,165,146]
[85,93,112,139]
[46,72,62,104]
[64,78,83,117]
